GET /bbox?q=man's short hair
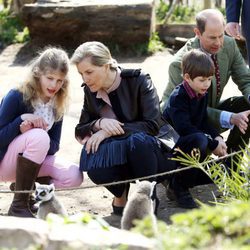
[196,9,225,34]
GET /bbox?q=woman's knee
[66,164,83,187]
[88,169,110,185]
[41,156,83,188]
[88,165,123,185]
[134,134,153,147]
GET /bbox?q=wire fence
[0,150,243,194]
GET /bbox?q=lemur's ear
[49,183,55,192]
[34,182,39,188]
[151,181,157,187]
[135,180,140,184]
[150,181,157,197]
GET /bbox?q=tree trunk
[3,0,9,8]
[163,0,179,26]
[203,0,211,9]
[215,0,222,8]
[10,0,36,14]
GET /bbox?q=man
[162,9,250,170]
[225,0,250,64]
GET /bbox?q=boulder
[0,215,155,249]
[21,0,155,49]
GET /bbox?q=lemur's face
[35,182,55,202]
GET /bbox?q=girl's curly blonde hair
[18,47,70,121]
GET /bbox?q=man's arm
[161,61,183,110]
[230,38,250,98]
[226,0,242,23]
[161,38,198,110]
[225,0,242,39]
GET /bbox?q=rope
[0,150,244,194]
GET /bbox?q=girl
[71,41,176,215]
[0,47,83,218]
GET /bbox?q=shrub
[0,9,29,47]
[133,201,250,249]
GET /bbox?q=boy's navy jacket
[163,83,220,151]
[0,89,62,161]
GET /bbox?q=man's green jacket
[161,35,250,131]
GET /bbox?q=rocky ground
[0,43,240,228]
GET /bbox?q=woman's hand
[76,135,91,145]
[21,113,48,130]
[85,130,111,154]
[99,118,125,136]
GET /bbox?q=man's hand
[230,110,250,134]
[225,22,241,40]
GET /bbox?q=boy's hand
[213,136,227,157]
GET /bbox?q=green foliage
[171,147,250,202]
[132,216,157,238]
[133,202,250,249]
[156,0,170,22]
[148,32,165,54]
[0,9,29,47]
[170,4,196,24]
[106,32,165,57]
[156,1,197,24]
[46,212,111,231]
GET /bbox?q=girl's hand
[99,118,124,136]
[85,130,111,154]
[19,120,33,133]
[21,113,48,130]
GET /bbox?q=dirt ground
[0,43,235,228]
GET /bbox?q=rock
[0,216,49,249]
[0,215,155,249]
[157,23,195,40]
[21,0,155,49]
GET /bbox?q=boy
[163,49,227,208]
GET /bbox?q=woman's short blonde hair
[71,41,117,70]
[18,47,70,121]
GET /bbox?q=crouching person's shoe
[162,179,176,201]
[170,178,198,209]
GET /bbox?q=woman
[71,41,176,215]
[0,47,83,218]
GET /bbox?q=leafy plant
[156,1,198,24]
[171,147,250,202]
[148,32,165,54]
[0,9,29,47]
[156,0,170,23]
[106,32,165,57]
[132,201,250,249]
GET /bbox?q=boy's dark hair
[182,49,215,80]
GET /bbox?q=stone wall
[21,0,155,49]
